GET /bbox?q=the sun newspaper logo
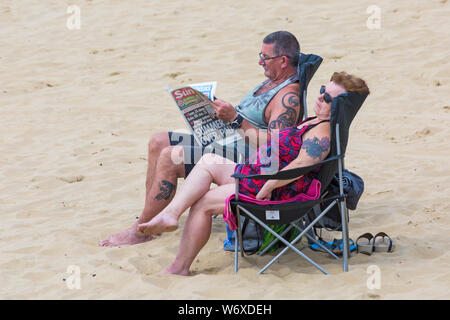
[172,87,197,101]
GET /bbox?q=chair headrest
[330,91,368,128]
[330,91,369,154]
[297,53,323,122]
[297,53,323,94]
[318,91,368,194]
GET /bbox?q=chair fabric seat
[230,197,329,226]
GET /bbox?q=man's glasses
[320,85,333,103]
[259,52,282,62]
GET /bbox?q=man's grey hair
[263,31,300,67]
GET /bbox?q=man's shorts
[167,132,252,177]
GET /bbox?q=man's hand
[211,99,237,122]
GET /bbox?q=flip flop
[310,238,335,253]
[331,238,356,256]
[373,232,395,253]
[356,233,374,255]
[310,238,356,256]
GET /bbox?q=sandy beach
[1,0,449,299]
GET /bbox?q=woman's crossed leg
[137,153,236,237]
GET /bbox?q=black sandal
[356,233,374,255]
[373,232,395,253]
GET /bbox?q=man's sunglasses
[320,85,333,103]
[259,52,282,62]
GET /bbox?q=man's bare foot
[137,213,178,236]
[99,224,153,247]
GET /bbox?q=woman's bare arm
[256,123,331,200]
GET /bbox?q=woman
[137,72,369,275]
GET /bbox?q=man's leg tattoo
[155,180,176,200]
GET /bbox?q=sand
[1,0,449,300]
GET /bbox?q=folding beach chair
[222,53,323,251]
[297,53,323,122]
[228,90,368,275]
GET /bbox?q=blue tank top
[235,75,298,129]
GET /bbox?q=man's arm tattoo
[302,137,330,160]
[268,91,300,131]
[155,180,175,200]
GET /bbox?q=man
[99,31,302,247]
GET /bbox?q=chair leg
[339,200,350,272]
[336,123,350,272]
[289,220,339,259]
[238,206,333,275]
[236,206,244,258]
[259,230,328,275]
[302,231,339,259]
[258,223,295,256]
[234,230,239,274]
[258,200,340,274]
[260,215,318,257]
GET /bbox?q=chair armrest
[231,154,343,181]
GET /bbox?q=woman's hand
[256,185,273,201]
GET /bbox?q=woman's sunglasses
[320,85,333,103]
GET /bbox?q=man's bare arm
[238,85,301,149]
[267,90,300,131]
[211,84,300,149]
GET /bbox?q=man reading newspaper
[168,82,239,150]
[100,31,303,247]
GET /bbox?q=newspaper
[189,81,217,101]
[167,82,241,147]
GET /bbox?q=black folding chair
[230,91,368,274]
[297,53,322,122]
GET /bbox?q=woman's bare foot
[99,223,153,247]
[159,265,190,276]
[137,213,178,236]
